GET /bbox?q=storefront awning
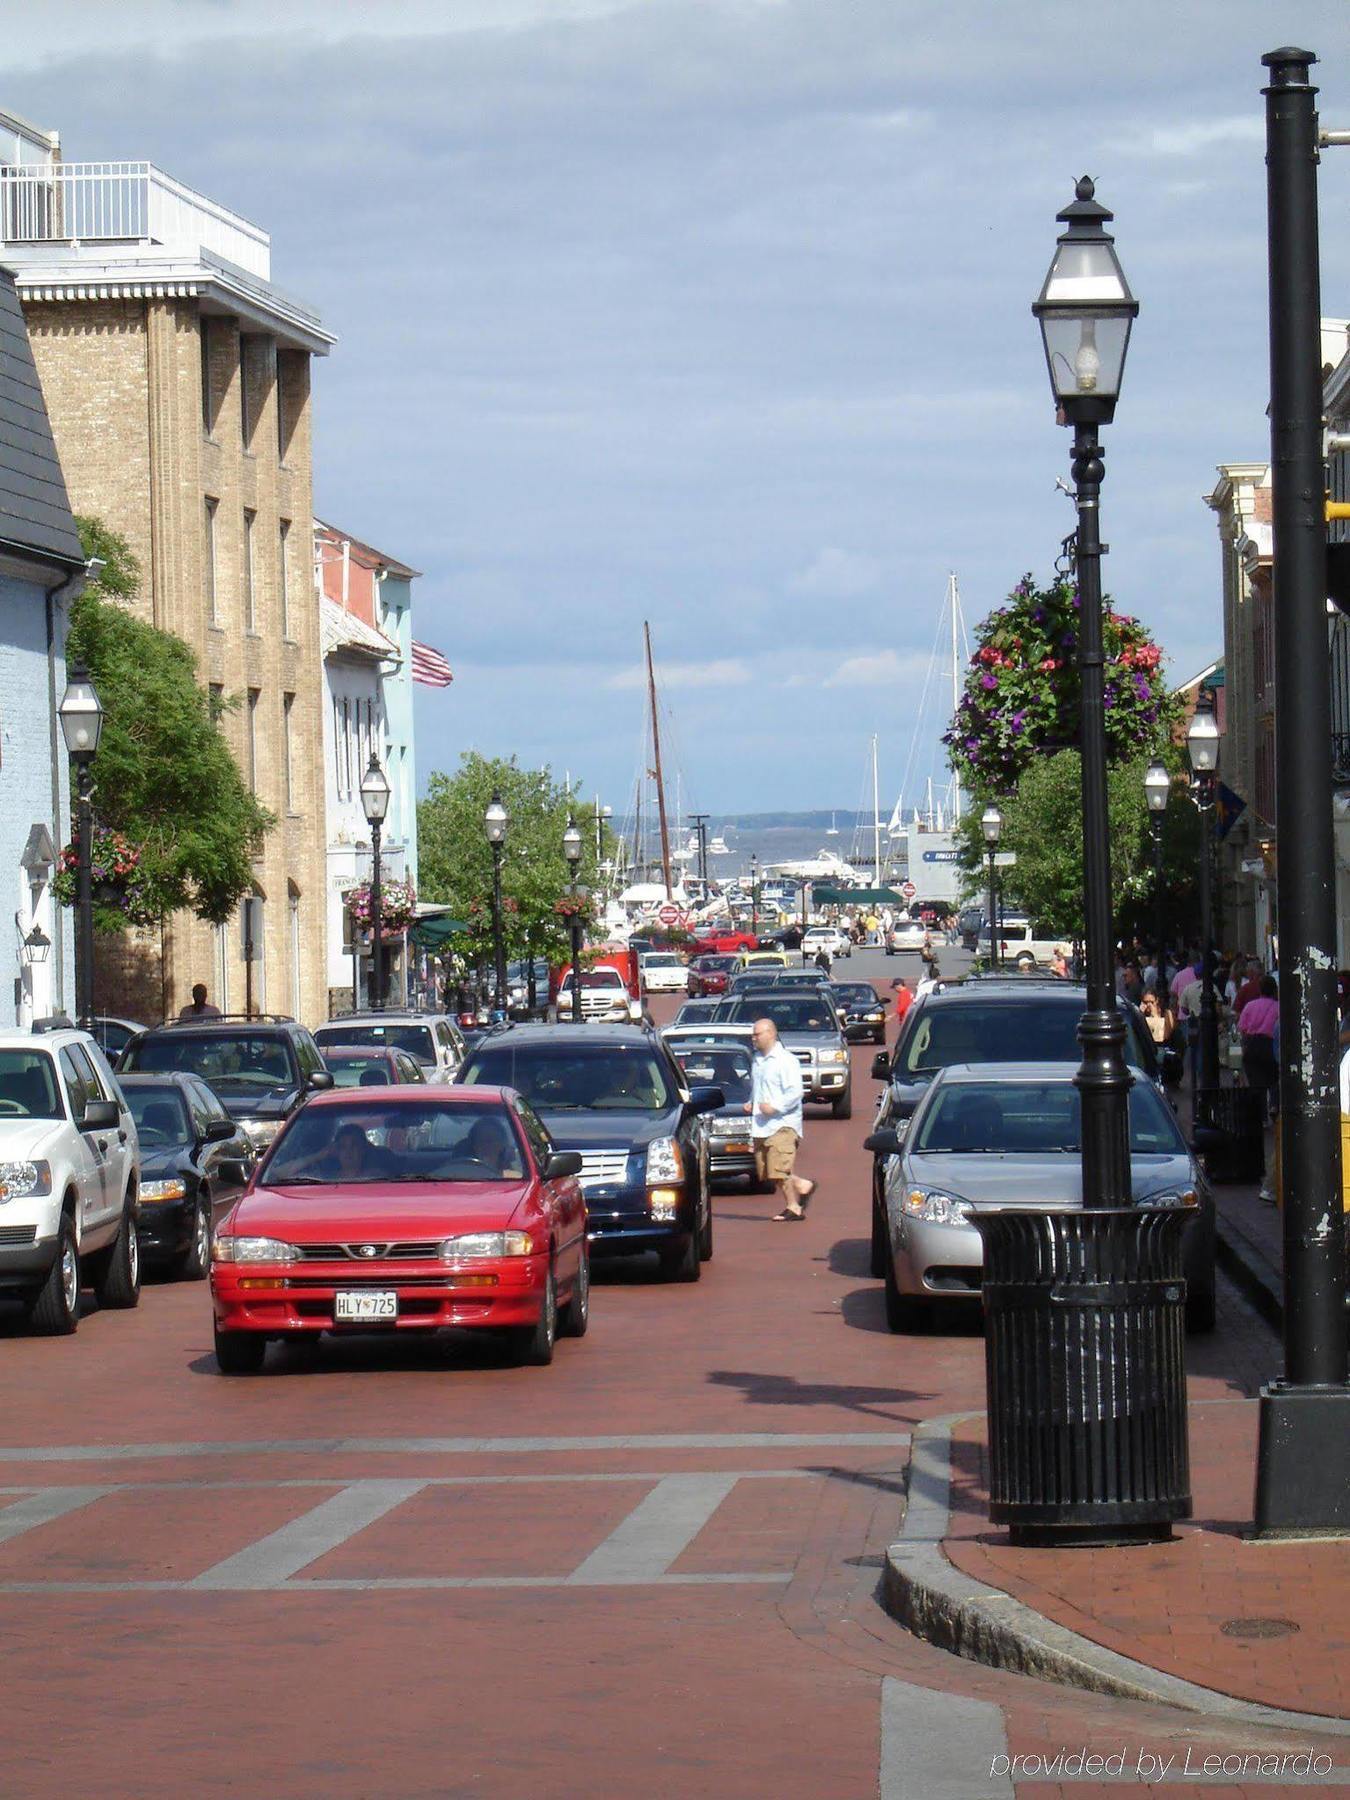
[408,913,468,949]
[812,884,905,907]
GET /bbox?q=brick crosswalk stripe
[0,1486,108,1543]
[189,1480,425,1590]
[566,1473,739,1584]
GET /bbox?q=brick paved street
[0,962,1343,1797]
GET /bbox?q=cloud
[789,546,882,600]
[824,649,930,688]
[1110,116,1265,158]
[606,658,752,691]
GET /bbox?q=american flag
[411,640,453,688]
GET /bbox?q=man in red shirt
[1232,958,1264,1020]
[891,977,914,1031]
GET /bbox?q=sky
[8,0,1350,821]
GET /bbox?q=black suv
[866,979,1161,1273]
[118,1015,332,1157]
[455,1024,722,1281]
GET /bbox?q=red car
[686,953,736,996]
[209,1087,587,1374]
[691,929,759,957]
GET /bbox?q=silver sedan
[864,1061,1216,1334]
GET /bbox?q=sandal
[796,1180,817,1211]
[772,1207,806,1222]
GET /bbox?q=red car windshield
[263,1101,527,1185]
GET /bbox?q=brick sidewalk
[1175,1081,1286,1324]
[942,1399,1349,1721]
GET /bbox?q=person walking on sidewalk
[1238,975,1280,1115]
[748,1016,816,1221]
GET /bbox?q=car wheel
[177,1196,211,1282]
[214,1325,267,1375]
[27,1215,80,1336]
[94,1203,141,1310]
[698,1187,714,1261]
[831,1090,853,1120]
[1185,1283,1217,1334]
[870,1183,887,1279]
[883,1242,928,1333]
[558,1247,590,1338]
[660,1229,701,1283]
[513,1267,557,1364]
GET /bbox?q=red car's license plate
[334,1290,397,1323]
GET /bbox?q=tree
[61,517,275,930]
[417,753,607,974]
[945,573,1178,796]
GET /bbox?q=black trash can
[971,1208,1191,1547]
[1193,1087,1266,1184]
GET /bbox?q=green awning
[812,885,905,906]
[409,914,468,949]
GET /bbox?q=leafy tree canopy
[417,752,609,971]
[65,517,275,929]
[945,573,1178,795]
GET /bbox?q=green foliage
[953,751,1201,933]
[418,753,608,971]
[64,518,275,929]
[945,573,1178,794]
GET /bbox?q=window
[200,318,212,432]
[247,688,260,793]
[208,682,224,724]
[239,336,252,445]
[283,692,295,811]
[243,509,257,631]
[340,697,352,799]
[204,497,219,625]
[214,921,230,1013]
[279,520,291,639]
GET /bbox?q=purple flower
[1133,674,1150,699]
[981,673,997,690]
[1011,711,1026,735]
[965,737,978,751]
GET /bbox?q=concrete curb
[1215,1211,1284,1329]
[882,1415,1350,1738]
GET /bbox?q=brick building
[0,108,335,1022]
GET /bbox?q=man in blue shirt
[749,1017,817,1221]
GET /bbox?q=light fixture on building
[21,923,50,966]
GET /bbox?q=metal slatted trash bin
[1193,1087,1265,1185]
[971,1208,1191,1547]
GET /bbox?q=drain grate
[1220,1617,1300,1640]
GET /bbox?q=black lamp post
[1034,176,1138,1211]
[980,805,1002,971]
[1253,46,1350,1537]
[1144,760,1170,997]
[1186,693,1221,1092]
[563,816,584,1023]
[484,792,509,1014]
[360,753,391,1011]
[57,661,104,1029]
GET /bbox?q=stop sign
[656,903,681,926]
[901,881,917,901]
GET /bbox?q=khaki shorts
[754,1127,800,1184]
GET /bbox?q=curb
[1215,1211,1283,1329]
[882,1415,1350,1738]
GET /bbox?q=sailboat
[826,812,839,837]
[886,572,969,835]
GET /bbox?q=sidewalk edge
[882,1416,1350,1738]
[1214,1212,1283,1329]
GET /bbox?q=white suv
[0,1027,141,1333]
[639,952,689,994]
[803,925,851,962]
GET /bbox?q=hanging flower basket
[52,827,158,931]
[554,891,594,922]
[347,878,417,933]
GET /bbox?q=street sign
[656,903,681,926]
[900,880,917,900]
[993,851,1017,867]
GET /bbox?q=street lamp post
[1144,760,1171,997]
[563,816,584,1024]
[1034,176,1138,1210]
[57,662,104,1029]
[484,792,509,1015]
[1254,46,1350,1536]
[980,805,1002,971]
[1186,694,1221,1092]
[360,754,391,1011]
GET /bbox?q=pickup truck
[976,919,1071,966]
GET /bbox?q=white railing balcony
[0,161,270,279]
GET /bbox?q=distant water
[635,811,908,880]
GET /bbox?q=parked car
[119,1015,333,1157]
[865,1062,1216,1333]
[885,917,929,954]
[314,1012,466,1084]
[689,928,760,957]
[830,981,889,1044]
[666,1038,759,1189]
[0,1026,140,1333]
[506,958,553,1021]
[976,918,1070,966]
[640,951,689,995]
[713,989,851,1117]
[90,1016,147,1060]
[316,1045,428,1088]
[208,1086,588,1373]
[119,1072,252,1278]
[686,953,736,997]
[457,1024,721,1280]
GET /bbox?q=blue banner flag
[1214,783,1247,840]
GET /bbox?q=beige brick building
[0,108,335,1023]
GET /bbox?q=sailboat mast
[871,733,881,885]
[645,621,674,899]
[949,572,962,825]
